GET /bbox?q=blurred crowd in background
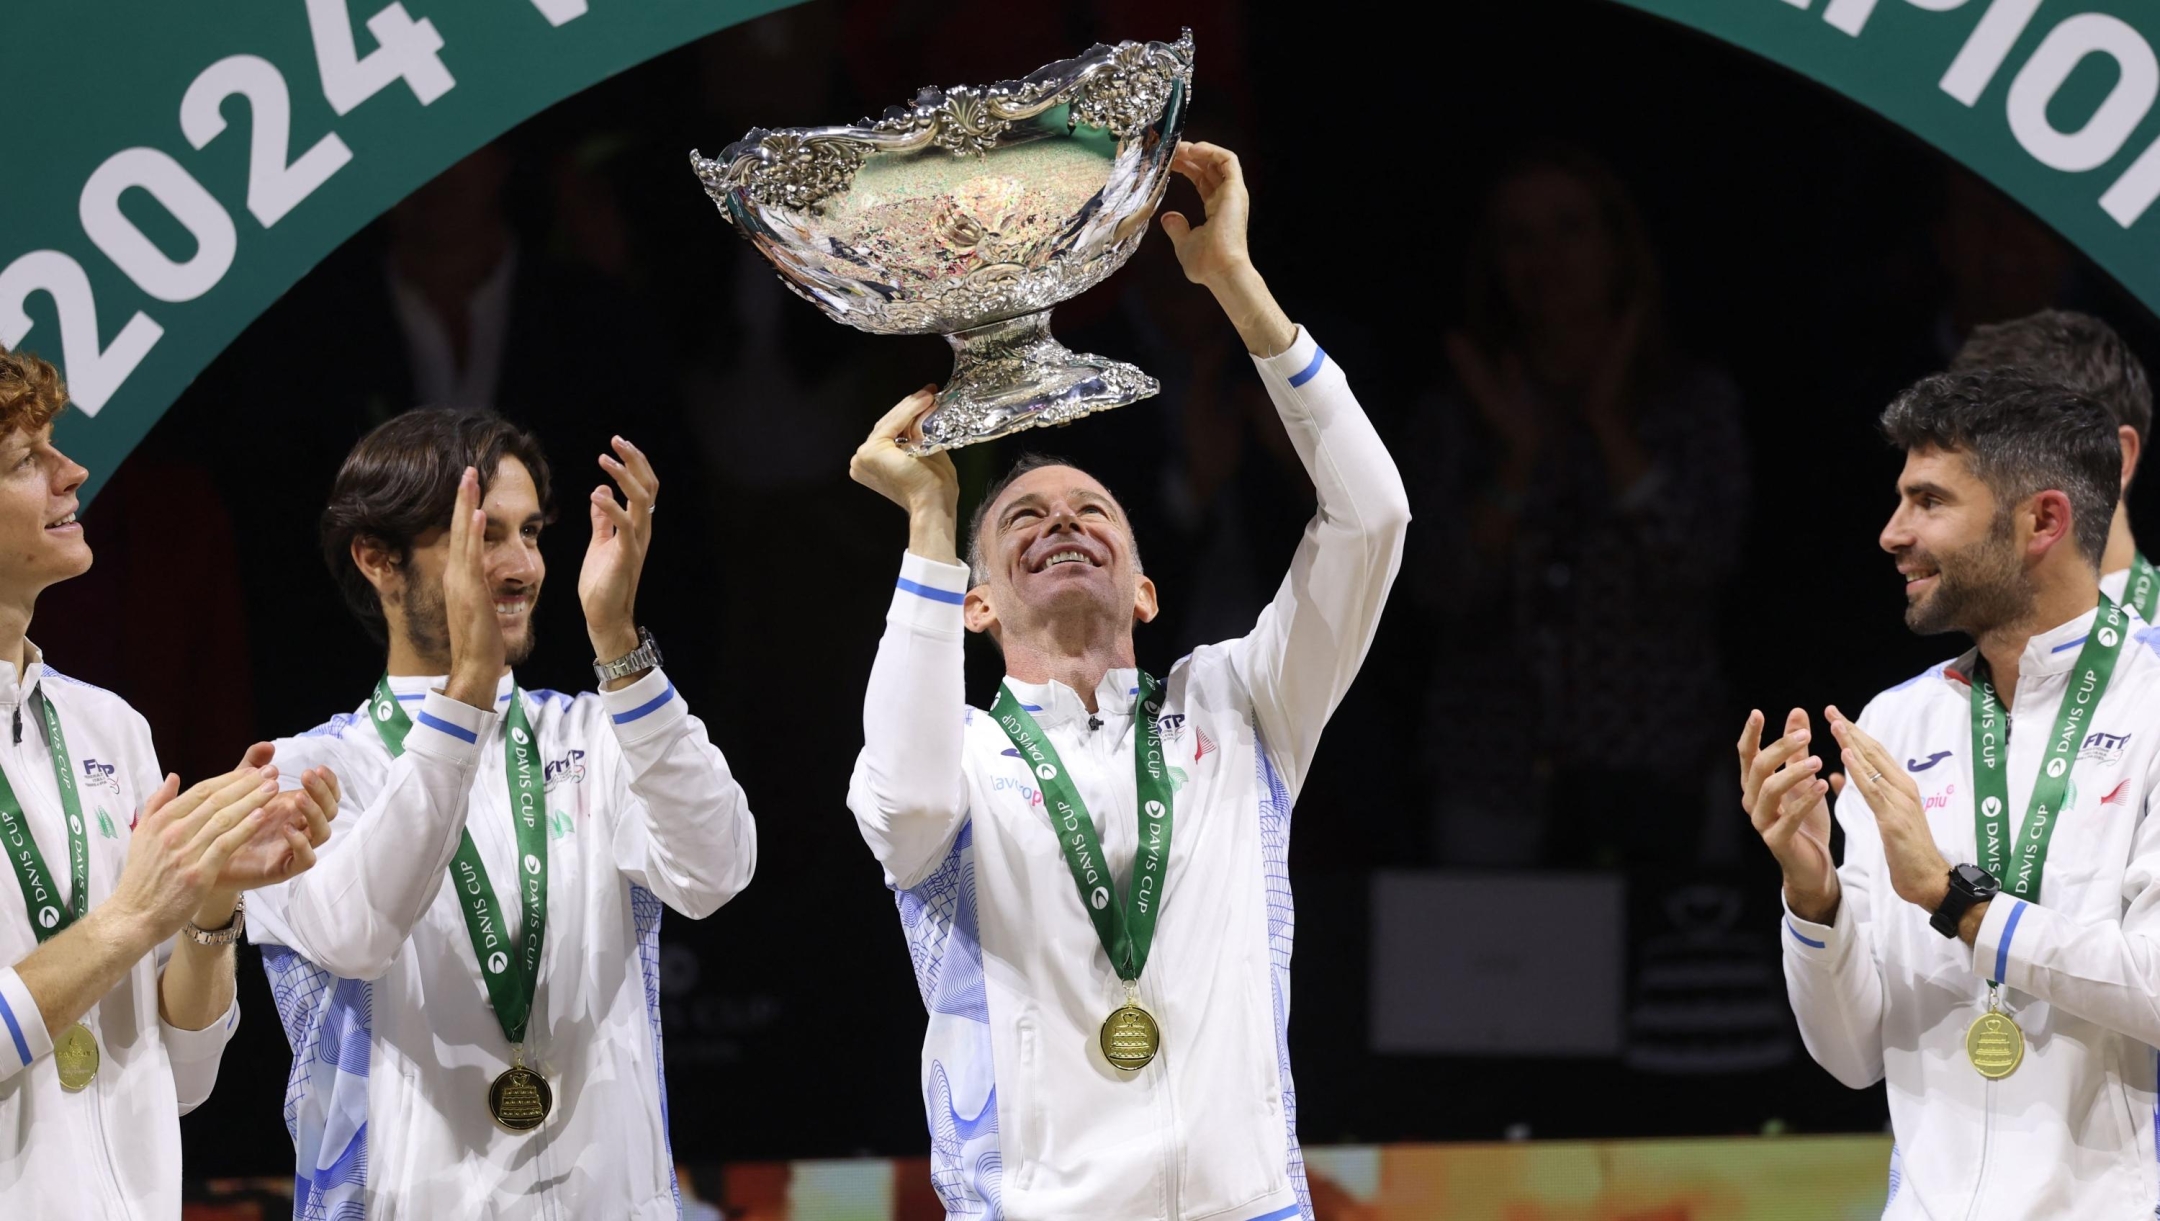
[43,0,2160,1187]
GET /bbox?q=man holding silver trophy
[843,137,1409,1220]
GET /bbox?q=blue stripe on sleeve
[612,683,678,725]
[1995,899,2029,984]
[413,711,478,744]
[0,990,30,1066]
[1786,921,1827,949]
[1286,347,1328,388]
[896,576,966,605]
[1245,1205,1305,1221]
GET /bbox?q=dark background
[38,0,2160,1176]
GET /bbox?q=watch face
[1954,864,1999,897]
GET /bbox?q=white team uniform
[0,649,239,1220]
[849,328,1409,1221]
[1785,606,2160,1217]
[250,668,755,1219]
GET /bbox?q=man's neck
[383,632,448,678]
[1001,631,1137,715]
[382,637,510,683]
[1976,571,2102,708]
[0,590,34,685]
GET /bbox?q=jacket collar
[1002,668,1142,728]
[0,640,52,710]
[2016,605,2109,681]
[380,671,518,706]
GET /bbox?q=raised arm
[573,436,756,916]
[256,703,485,981]
[845,392,972,890]
[251,468,502,980]
[157,732,337,1112]
[1162,142,1411,794]
[1740,706,1889,1087]
[0,764,279,1083]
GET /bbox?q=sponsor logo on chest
[79,757,120,793]
[543,748,586,791]
[2078,730,2133,768]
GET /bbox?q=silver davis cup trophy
[690,31,1196,453]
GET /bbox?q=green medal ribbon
[371,676,548,1044]
[1969,595,2129,905]
[0,692,89,943]
[2128,552,2160,623]
[991,673,1173,982]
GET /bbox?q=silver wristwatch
[593,627,663,683]
[183,895,245,948]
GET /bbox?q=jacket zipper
[1961,1079,1994,1221]
[1156,982,1181,1221]
[1101,712,1182,1220]
[87,1074,131,1218]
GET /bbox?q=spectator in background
[1410,145,1748,866]
[1950,310,2154,615]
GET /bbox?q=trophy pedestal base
[907,311,1159,454]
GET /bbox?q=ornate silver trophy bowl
[690,31,1195,453]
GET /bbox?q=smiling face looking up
[964,461,1156,652]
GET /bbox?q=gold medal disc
[1100,1004,1160,1072]
[487,1065,553,1132]
[54,1022,98,1091]
[1966,1010,2025,1079]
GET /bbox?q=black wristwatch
[1930,863,2001,938]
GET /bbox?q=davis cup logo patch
[37,905,57,928]
[375,700,394,721]
[488,951,509,975]
[2047,757,2068,778]
[1144,800,1165,819]
[1037,763,1058,780]
[524,854,541,876]
[2100,626,2121,648]
[1090,886,1110,910]
[511,726,531,747]
[1982,796,2003,817]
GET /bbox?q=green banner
[1615,0,2160,322]
[1,0,794,500]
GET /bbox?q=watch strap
[593,627,662,683]
[182,895,246,947]
[1930,866,1997,939]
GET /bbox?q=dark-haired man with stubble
[1742,368,2160,1217]
[1953,309,2156,616]
[247,409,755,1218]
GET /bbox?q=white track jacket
[848,328,1409,1221]
[1786,606,2160,1218]
[0,650,238,1220]
[250,668,755,1220]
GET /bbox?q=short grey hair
[1881,368,2120,563]
[964,452,1143,586]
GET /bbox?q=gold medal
[1100,1002,1160,1072]
[54,1022,98,1091]
[1966,1009,2025,1079]
[487,1059,553,1132]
